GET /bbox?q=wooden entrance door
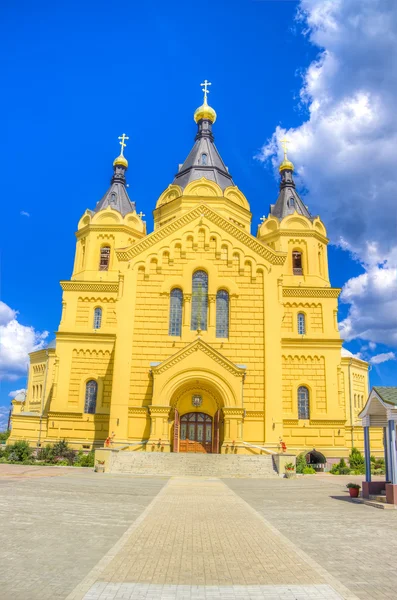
[179,412,212,453]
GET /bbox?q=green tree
[349,447,365,474]
[295,453,307,474]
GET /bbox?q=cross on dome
[118,133,129,156]
[113,133,129,169]
[200,79,212,102]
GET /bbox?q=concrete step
[369,493,387,503]
[109,452,278,478]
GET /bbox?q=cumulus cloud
[0,406,10,431]
[0,301,48,381]
[20,211,30,217]
[370,352,396,365]
[8,388,26,398]
[258,0,397,346]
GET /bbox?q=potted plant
[346,482,361,498]
[285,462,296,479]
[95,460,105,473]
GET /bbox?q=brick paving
[1,467,396,600]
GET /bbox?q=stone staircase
[109,452,278,478]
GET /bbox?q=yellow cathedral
[10,83,378,464]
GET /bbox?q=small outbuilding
[359,387,397,504]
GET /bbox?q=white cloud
[370,352,396,365]
[258,0,397,347]
[20,211,30,217]
[8,388,26,398]
[0,301,48,381]
[0,406,10,431]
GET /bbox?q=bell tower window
[292,251,303,275]
[99,246,110,271]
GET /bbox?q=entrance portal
[180,412,212,453]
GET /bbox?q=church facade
[10,87,379,460]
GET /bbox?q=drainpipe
[38,350,49,448]
[348,358,354,449]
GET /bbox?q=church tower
[10,83,374,466]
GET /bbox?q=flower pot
[95,464,105,473]
[348,487,359,498]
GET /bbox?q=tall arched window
[169,288,183,336]
[216,290,229,338]
[191,270,208,331]
[93,307,102,329]
[84,380,97,414]
[297,313,306,335]
[292,251,303,275]
[298,386,310,420]
[99,246,110,271]
[201,153,208,165]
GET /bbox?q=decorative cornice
[245,411,265,417]
[128,407,148,415]
[283,419,298,425]
[151,339,246,377]
[282,338,342,348]
[48,411,83,419]
[61,281,119,293]
[55,331,116,342]
[149,406,171,415]
[222,408,245,416]
[310,420,346,426]
[116,204,286,266]
[282,287,341,298]
[76,225,145,238]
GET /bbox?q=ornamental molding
[149,406,171,415]
[48,411,83,419]
[222,408,245,416]
[282,339,342,348]
[283,419,299,425]
[116,204,286,266]
[282,287,341,298]
[61,281,119,293]
[151,338,246,377]
[76,225,145,238]
[245,411,265,417]
[262,230,329,244]
[172,385,220,409]
[310,420,346,426]
[128,407,148,415]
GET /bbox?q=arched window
[191,270,208,331]
[110,192,116,204]
[93,307,102,329]
[292,251,303,275]
[169,288,183,336]
[216,290,229,338]
[84,380,97,414]
[99,246,110,271]
[298,386,310,420]
[288,197,295,208]
[297,313,306,335]
[201,153,208,165]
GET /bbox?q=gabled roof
[270,167,312,220]
[172,118,234,191]
[92,165,135,217]
[373,387,397,406]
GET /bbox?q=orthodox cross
[118,133,129,156]
[280,136,290,161]
[138,211,145,219]
[260,216,266,223]
[200,79,212,102]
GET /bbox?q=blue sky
[1,0,397,422]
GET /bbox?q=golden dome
[194,97,217,124]
[113,154,128,168]
[279,158,294,172]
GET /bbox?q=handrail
[242,442,278,455]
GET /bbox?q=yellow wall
[10,173,378,460]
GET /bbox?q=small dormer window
[289,197,295,207]
[201,153,208,166]
[110,192,116,204]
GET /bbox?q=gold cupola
[113,133,129,168]
[194,79,217,124]
[279,136,294,172]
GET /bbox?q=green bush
[56,460,69,466]
[52,439,76,465]
[302,465,316,474]
[349,447,365,474]
[75,450,95,467]
[37,444,56,463]
[330,457,350,475]
[4,440,33,462]
[0,430,10,443]
[295,453,308,474]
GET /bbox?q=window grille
[216,290,229,338]
[298,386,310,420]
[191,270,208,331]
[169,289,183,336]
[297,312,306,335]
[84,380,97,414]
[292,251,303,275]
[93,307,102,329]
[99,246,110,271]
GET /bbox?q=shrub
[330,457,350,475]
[37,444,56,463]
[0,430,10,443]
[4,441,33,462]
[302,465,316,474]
[295,453,307,474]
[349,447,365,474]
[75,450,95,467]
[52,439,76,465]
[56,460,69,466]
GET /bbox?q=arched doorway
[179,412,213,453]
[305,449,327,472]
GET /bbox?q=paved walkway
[67,478,356,600]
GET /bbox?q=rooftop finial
[194,80,217,124]
[279,136,294,172]
[113,133,129,168]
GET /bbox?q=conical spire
[269,138,311,220]
[172,81,234,191]
[93,135,136,217]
